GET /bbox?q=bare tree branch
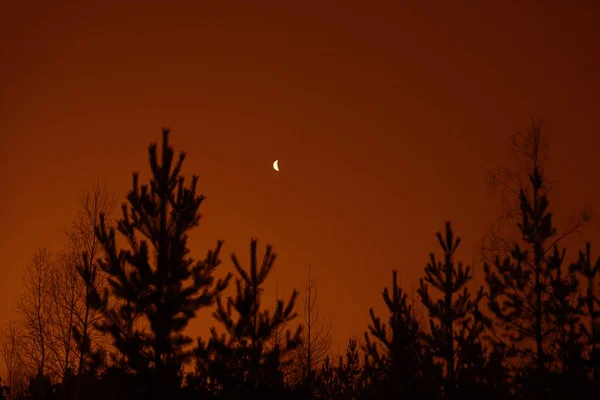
[17,248,54,378]
[1,321,27,400]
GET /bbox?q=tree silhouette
[1,322,27,400]
[418,221,486,398]
[335,337,363,400]
[480,119,596,400]
[7,119,600,400]
[90,128,231,398]
[544,246,588,397]
[18,248,54,380]
[484,122,566,398]
[571,243,600,378]
[47,251,81,381]
[295,263,332,395]
[69,179,116,375]
[363,270,436,398]
[192,238,302,398]
[0,378,7,400]
[313,356,338,400]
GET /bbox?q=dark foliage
[418,222,495,398]
[87,129,231,399]
[190,239,302,399]
[9,123,600,400]
[0,378,7,400]
[363,270,439,399]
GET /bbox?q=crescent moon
[273,160,280,171]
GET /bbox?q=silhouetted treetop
[192,238,301,397]
[91,128,232,398]
[418,221,487,398]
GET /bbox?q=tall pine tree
[363,270,437,399]
[482,121,588,398]
[193,239,302,398]
[418,221,486,399]
[92,128,231,398]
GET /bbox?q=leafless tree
[47,251,82,380]
[296,263,332,393]
[1,321,27,399]
[17,248,54,378]
[65,178,116,374]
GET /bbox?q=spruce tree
[417,221,486,399]
[91,129,231,398]
[193,239,302,398]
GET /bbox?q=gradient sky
[1,1,600,357]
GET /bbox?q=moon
[273,160,280,172]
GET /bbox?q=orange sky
[1,1,600,357]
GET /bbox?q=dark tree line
[1,121,598,399]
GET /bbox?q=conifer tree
[335,337,364,399]
[483,121,590,397]
[363,270,432,398]
[333,337,367,400]
[312,356,339,400]
[570,242,600,377]
[266,285,297,386]
[91,128,231,398]
[193,239,302,398]
[417,221,486,398]
[545,246,587,396]
[483,122,582,398]
[484,170,556,379]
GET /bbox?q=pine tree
[484,125,558,397]
[91,128,231,398]
[313,356,338,400]
[564,242,600,397]
[417,222,486,399]
[570,242,600,377]
[335,338,363,400]
[545,246,586,397]
[193,239,302,398]
[483,120,589,398]
[363,270,431,398]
